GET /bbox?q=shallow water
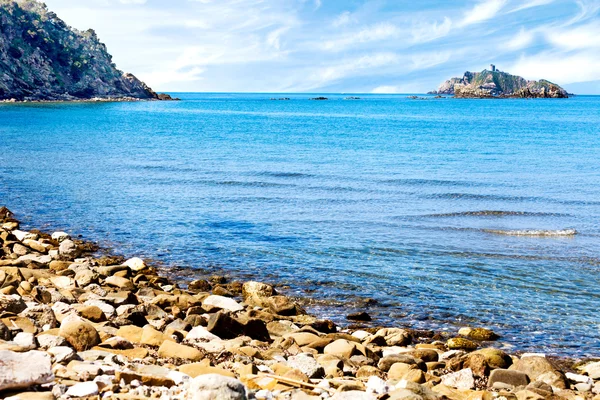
[1,93,599,356]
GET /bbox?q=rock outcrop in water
[432,67,568,98]
[0,0,169,101]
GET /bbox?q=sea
[1,93,599,357]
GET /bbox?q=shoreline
[0,206,598,399]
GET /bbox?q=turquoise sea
[1,93,599,357]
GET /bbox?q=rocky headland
[0,0,174,102]
[0,205,599,400]
[431,67,568,99]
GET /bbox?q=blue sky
[43,0,600,94]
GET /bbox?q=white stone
[13,332,36,349]
[521,352,546,358]
[581,361,600,380]
[65,381,99,397]
[52,231,71,242]
[167,370,190,385]
[286,354,324,379]
[352,330,371,340]
[124,257,146,271]
[50,276,75,289]
[47,346,77,363]
[0,350,54,391]
[12,230,29,242]
[202,295,244,313]
[254,390,273,400]
[366,376,389,395]
[382,346,414,358]
[37,334,68,349]
[187,374,247,400]
[566,372,593,384]
[441,368,475,390]
[59,239,79,259]
[331,391,376,400]
[186,326,222,342]
[439,350,465,361]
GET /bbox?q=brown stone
[59,319,101,351]
[157,340,203,361]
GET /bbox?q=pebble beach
[0,205,599,400]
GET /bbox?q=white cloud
[321,22,401,51]
[510,51,600,84]
[546,22,600,50]
[509,0,555,13]
[506,27,536,49]
[410,17,453,43]
[119,0,147,4]
[332,11,353,27]
[460,0,508,27]
[371,82,424,93]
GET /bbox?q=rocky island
[0,0,173,102]
[431,65,568,99]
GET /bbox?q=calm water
[1,93,599,357]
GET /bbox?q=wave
[384,178,491,187]
[483,228,578,237]
[426,210,568,218]
[254,171,314,178]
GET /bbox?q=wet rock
[187,374,247,400]
[489,369,529,389]
[347,311,371,322]
[105,275,134,290]
[124,257,147,272]
[470,348,512,369]
[447,337,478,351]
[268,295,298,316]
[51,232,70,242]
[58,318,101,351]
[374,328,411,346]
[189,279,212,292]
[458,327,499,341]
[0,350,54,391]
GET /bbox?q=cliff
[0,0,165,101]
[433,68,568,98]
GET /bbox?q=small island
[430,65,568,99]
[0,0,174,102]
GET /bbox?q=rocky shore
[0,206,599,400]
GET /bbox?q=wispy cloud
[321,22,401,51]
[460,0,508,27]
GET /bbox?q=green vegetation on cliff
[434,68,568,98]
[0,0,159,101]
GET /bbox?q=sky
[41,0,600,94]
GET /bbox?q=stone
[187,374,247,400]
[65,381,99,397]
[0,294,27,313]
[324,339,357,359]
[581,362,600,380]
[58,318,101,351]
[470,348,512,369]
[189,279,212,292]
[331,392,376,400]
[447,337,478,351]
[0,350,54,391]
[489,369,529,389]
[115,370,175,388]
[124,257,147,271]
[356,366,386,379]
[458,327,499,341]
[187,325,221,342]
[52,232,70,242]
[441,368,475,390]
[285,332,321,346]
[50,276,75,289]
[180,363,236,379]
[104,276,134,290]
[141,324,173,346]
[47,346,77,363]
[378,355,423,372]
[74,269,97,287]
[49,261,71,272]
[21,305,58,329]
[242,281,275,307]
[158,340,204,361]
[268,295,297,316]
[287,354,325,379]
[388,363,416,380]
[13,332,36,349]
[207,312,244,339]
[58,240,80,260]
[510,356,567,389]
[83,300,115,318]
[12,243,29,256]
[76,305,105,322]
[374,328,411,346]
[4,392,55,400]
[347,311,372,321]
[202,295,244,313]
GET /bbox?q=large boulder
[58,239,80,260]
[510,356,567,389]
[187,374,247,400]
[0,350,54,391]
[0,294,26,313]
